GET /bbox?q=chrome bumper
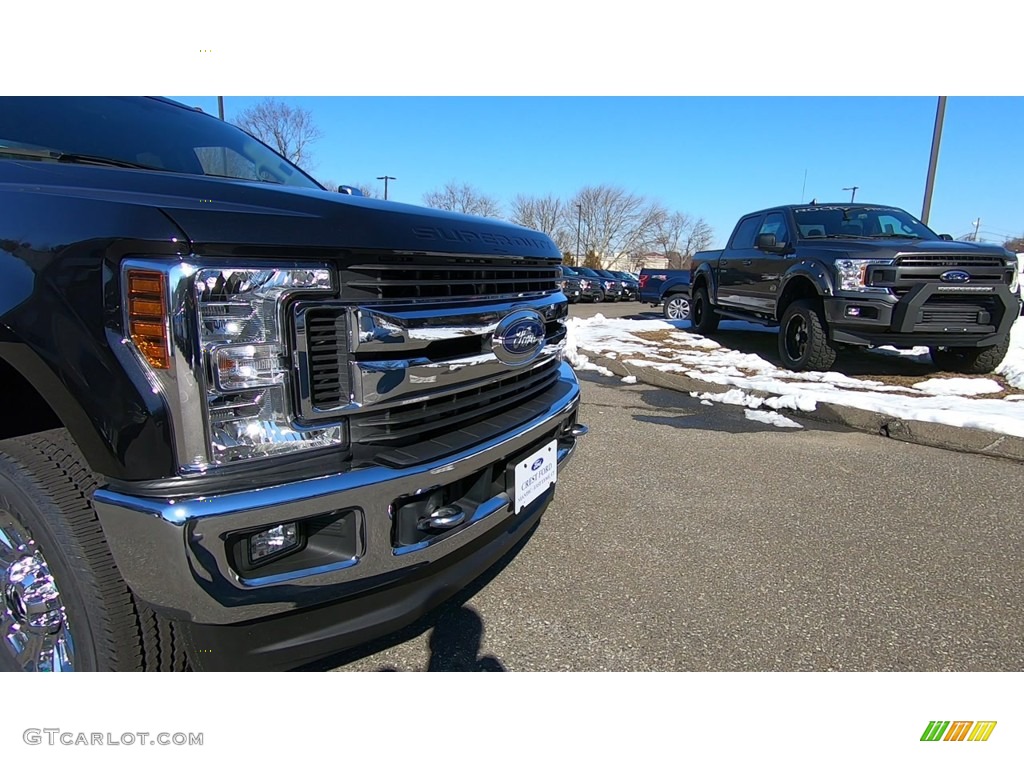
[93,362,583,625]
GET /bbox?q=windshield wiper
[872,234,923,239]
[0,145,165,171]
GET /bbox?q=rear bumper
[93,363,583,636]
[823,285,1021,347]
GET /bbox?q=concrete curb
[587,352,1024,464]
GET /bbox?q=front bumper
[823,284,1021,347]
[93,363,583,647]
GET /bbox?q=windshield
[0,97,322,189]
[575,267,601,278]
[793,206,937,240]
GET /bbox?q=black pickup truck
[0,97,586,671]
[689,204,1021,372]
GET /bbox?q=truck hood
[804,237,1012,259]
[1,161,560,259]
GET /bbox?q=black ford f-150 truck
[690,203,1021,372]
[0,97,585,671]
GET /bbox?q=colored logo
[531,457,545,471]
[940,270,971,283]
[920,721,997,742]
[492,310,545,366]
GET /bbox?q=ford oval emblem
[531,457,544,471]
[940,270,971,283]
[492,310,546,366]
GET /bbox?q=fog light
[249,523,299,563]
[846,306,862,317]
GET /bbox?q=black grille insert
[305,310,350,410]
[342,257,560,301]
[350,359,561,448]
[895,253,1005,268]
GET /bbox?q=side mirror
[755,233,779,251]
[939,233,954,241]
[337,185,365,196]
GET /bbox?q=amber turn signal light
[127,270,170,369]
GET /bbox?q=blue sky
[173,96,1023,250]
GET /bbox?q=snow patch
[912,378,1003,396]
[743,409,803,428]
[621,375,637,384]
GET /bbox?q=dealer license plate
[513,440,557,514]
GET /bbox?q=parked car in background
[575,267,624,302]
[558,266,583,303]
[562,265,604,303]
[690,202,1022,372]
[638,268,691,320]
[607,270,640,301]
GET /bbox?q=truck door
[750,212,791,312]
[716,213,764,309]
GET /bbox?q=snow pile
[621,375,638,384]
[566,314,1024,438]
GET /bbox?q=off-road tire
[929,337,1010,374]
[778,298,837,372]
[0,429,190,671]
[690,284,720,335]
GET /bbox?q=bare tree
[651,211,714,270]
[233,98,323,170]
[569,185,663,269]
[423,181,503,218]
[1004,235,1024,253]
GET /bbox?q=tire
[778,298,837,372]
[690,284,720,335]
[591,291,604,304]
[0,429,189,671]
[929,337,1010,374]
[663,293,691,321]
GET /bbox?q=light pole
[575,204,582,266]
[217,97,225,120]
[921,96,947,225]
[842,186,859,203]
[376,175,396,200]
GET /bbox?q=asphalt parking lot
[331,299,1023,672]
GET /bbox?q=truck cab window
[730,216,763,249]
[758,213,789,246]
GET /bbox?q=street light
[842,186,859,203]
[575,203,582,266]
[921,96,947,226]
[376,175,396,201]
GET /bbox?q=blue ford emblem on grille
[492,310,545,366]
[531,457,544,471]
[940,270,971,283]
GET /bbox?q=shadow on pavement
[300,520,535,672]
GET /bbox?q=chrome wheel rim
[666,296,690,320]
[0,510,75,671]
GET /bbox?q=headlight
[579,279,590,289]
[122,262,343,472]
[1010,263,1020,294]
[195,268,342,466]
[835,259,891,292]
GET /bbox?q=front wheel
[929,337,1010,374]
[0,430,189,671]
[778,299,837,371]
[663,294,691,321]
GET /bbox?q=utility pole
[376,175,396,201]
[972,218,981,242]
[575,203,583,266]
[842,186,859,203]
[921,96,947,225]
[217,97,225,120]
